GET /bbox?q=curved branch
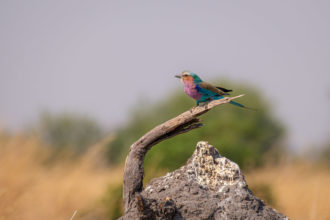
[123,94,245,212]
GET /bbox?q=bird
[175,71,253,110]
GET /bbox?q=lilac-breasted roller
[175,71,251,109]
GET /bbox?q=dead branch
[123,94,245,212]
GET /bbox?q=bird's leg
[197,101,209,109]
[190,101,199,113]
[203,101,211,109]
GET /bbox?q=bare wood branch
[123,94,245,212]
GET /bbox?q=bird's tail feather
[229,101,256,111]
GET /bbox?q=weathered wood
[122,94,245,212]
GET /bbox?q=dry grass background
[0,133,329,219]
[0,134,122,220]
[246,162,330,220]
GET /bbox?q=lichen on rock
[188,141,246,190]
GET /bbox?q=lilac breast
[184,83,202,100]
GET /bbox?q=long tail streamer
[229,100,256,111]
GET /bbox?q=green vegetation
[249,183,276,206]
[103,184,123,220]
[318,142,330,167]
[107,80,285,171]
[34,112,104,153]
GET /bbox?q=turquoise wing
[196,82,224,102]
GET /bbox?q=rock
[119,141,288,220]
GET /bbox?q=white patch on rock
[188,141,247,191]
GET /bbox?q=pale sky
[1,1,329,150]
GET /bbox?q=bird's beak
[175,75,181,79]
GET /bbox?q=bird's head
[175,71,203,84]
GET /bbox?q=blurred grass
[246,162,330,220]
[0,133,122,220]
[1,133,330,219]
